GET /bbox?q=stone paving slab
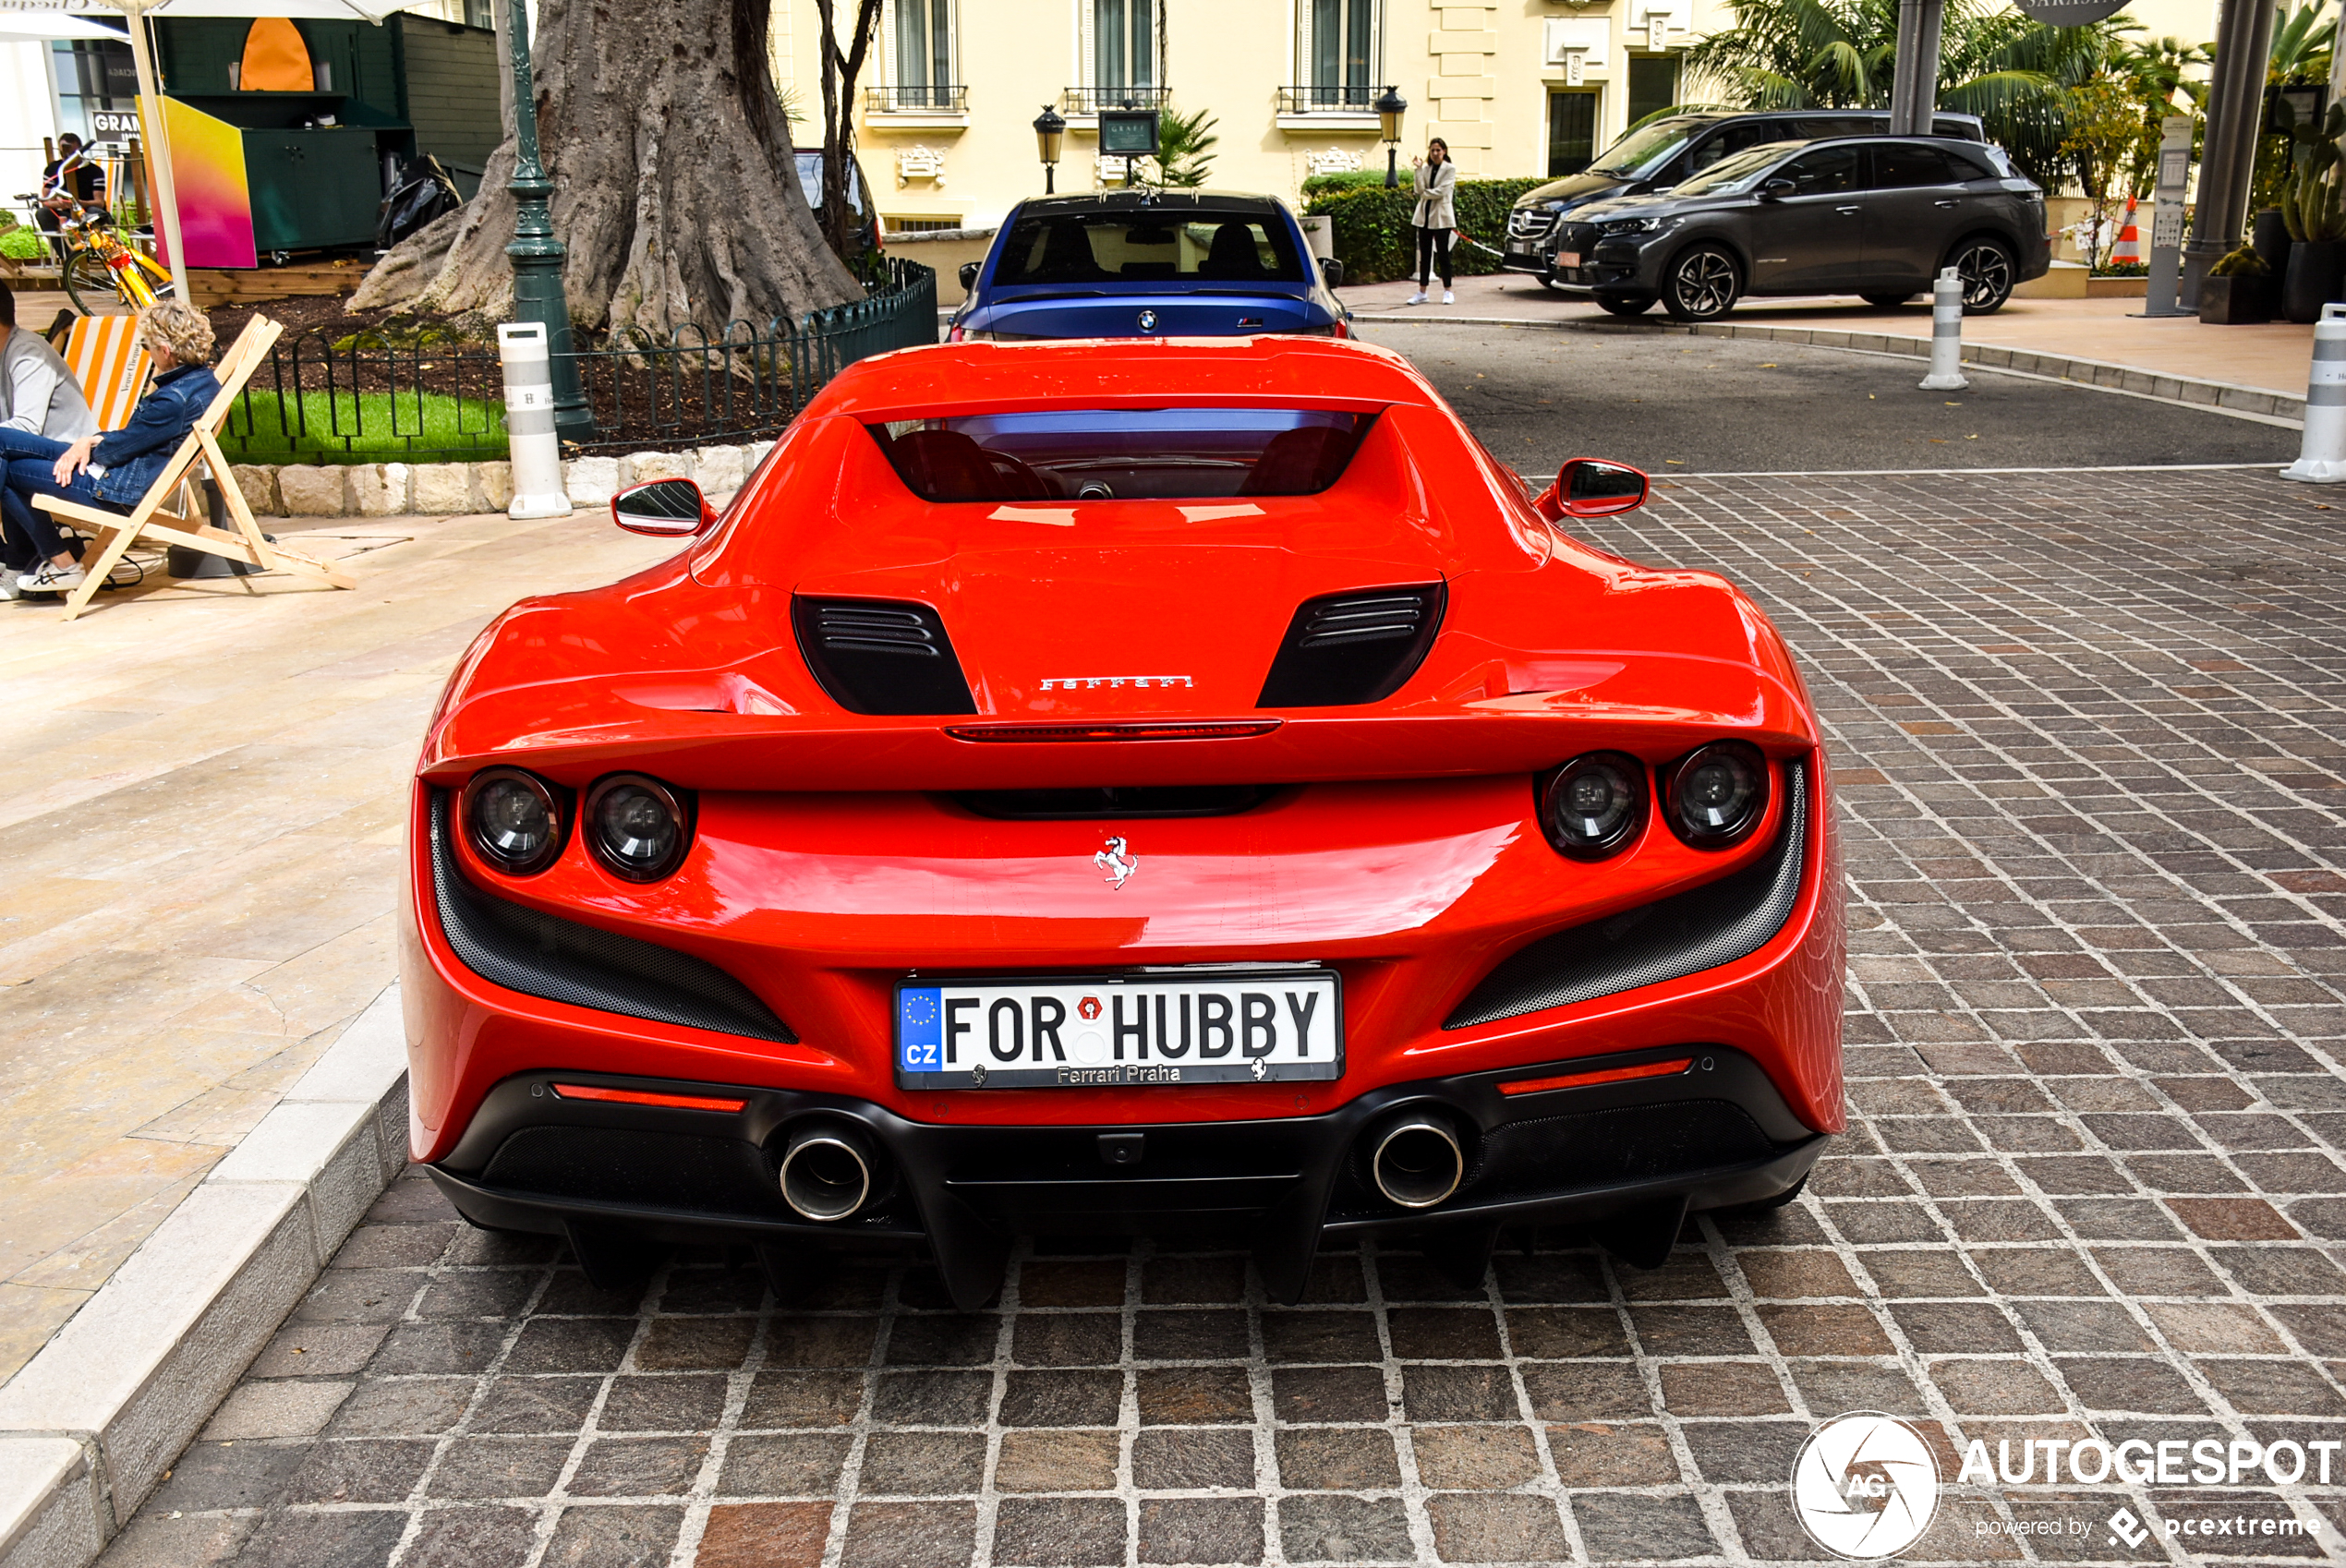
[0,513,671,1387]
[91,464,2346,1567]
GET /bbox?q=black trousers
[1416,225,1453,289]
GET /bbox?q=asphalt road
[1355,319,2301,476]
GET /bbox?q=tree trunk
[352,0,862,334]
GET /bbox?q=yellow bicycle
[21,185,175,314]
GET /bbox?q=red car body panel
[400,335,1844,1285]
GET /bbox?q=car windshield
[1671,143,1801,196]
[1587,118,1703,176]
[871,408,1371,501]
[991,211,1308,287]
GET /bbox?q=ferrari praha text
[399,335,1845,1309]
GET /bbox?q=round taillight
[1537,752,1649,860]
[463,768,566,874]
[586,774,692,882]
[1666,742,1769,849]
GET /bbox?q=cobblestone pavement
[100,466,2346,1567]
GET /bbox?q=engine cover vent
[1257,582,1445,707]
[792,596,978,716]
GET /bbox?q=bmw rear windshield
[991,211,1309,287]
[871,409,1370,501]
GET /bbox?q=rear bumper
[430,1043,1824,1307]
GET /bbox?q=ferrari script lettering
[1038,675,1195,691]
[1058,1064,1184,1085]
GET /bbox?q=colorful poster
[151,97,256,270]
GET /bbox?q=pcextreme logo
[1791,1413,1941,1560]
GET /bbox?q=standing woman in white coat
[1409,139,1457,306]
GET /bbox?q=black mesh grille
[1469,1102,1774,1199]
[1257,582,1445,707]
[1445,762,1809,1030]
[482,1126,786,1217]
[792,596,977,716]
[429,791,796,1043]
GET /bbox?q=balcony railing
[866,84,969,112]
[1059,85,1172,114]
[1278,84,1388,114]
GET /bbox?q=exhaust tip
[1370,1116,1465,1210]
[780,1125,873,1222]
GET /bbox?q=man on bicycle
[37,136,107,260]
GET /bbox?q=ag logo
[1078,996,1103,1021]
[1790,1412,1940,1560]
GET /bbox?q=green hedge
[1306,178,1545,285]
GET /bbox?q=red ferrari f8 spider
[402,335,1843,1307]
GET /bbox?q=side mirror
[1759,178,1796,201]
[958,260,981,290]
[1319,255,1345,288]
[1556,457,1650,518]
[611,477,713,537]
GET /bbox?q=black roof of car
[1007,190,1291,218]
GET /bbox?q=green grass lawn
[220,388,507,466]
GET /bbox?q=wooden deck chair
[60,313,152,430]
[36,314,355,621]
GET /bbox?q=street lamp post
[1376,87,1408,189]
[1034,104,1067,195]
[505,0,592,439]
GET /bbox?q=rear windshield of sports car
[991,211,1309,287]
[870,408,1371,501]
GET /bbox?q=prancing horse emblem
[1094,836,1138,889]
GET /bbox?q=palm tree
[1154,106,1221,188]
[1680,0,2124,183]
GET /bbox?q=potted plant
[2281,103,2346,322]
[2200,247,2273,324]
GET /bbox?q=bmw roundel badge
[1137,308,1158,332]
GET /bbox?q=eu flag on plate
[899,987,943,1071]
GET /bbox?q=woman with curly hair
[2,302,220,597]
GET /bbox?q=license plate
[895,968,1342,1090]
[1557,250,1581,267]
[1507,241,1534,255]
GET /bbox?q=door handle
[1834,205,1861,214]
[1934,199,1959,208]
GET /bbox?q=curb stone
[0,985,408,1568]
[219,442,760,519]
[1346,310,2309,425]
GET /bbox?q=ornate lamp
[1375,87,1408,189]
[1034,103,1067,195]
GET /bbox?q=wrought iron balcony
[1059,86,1172,114]
[866,85,969,113]
[1277,84,1387,114]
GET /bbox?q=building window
[1627,54,1678,130]
[462,0,492,29]
[1548,90,1598,177]
[893,0,953,105]
[50,39,139,145]
[1094,0,1155,91]
[1297,0,1374,108]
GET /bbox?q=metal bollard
[1917,267,1969,392]
[498,321,574,519]
[2282,302,2346,484]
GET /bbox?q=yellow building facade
[774,0,2218,233]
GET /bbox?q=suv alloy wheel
[1950,237,2016,315]
[1662,246,1740,322]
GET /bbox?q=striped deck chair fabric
[62,314,152,431]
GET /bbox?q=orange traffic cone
[2110,196,2143,265]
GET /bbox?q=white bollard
[1917,267,1969,392]
[2282,302,2346,483]
[497,321,574,519]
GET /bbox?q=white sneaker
[1407,290,1428,306]
[1443,290,1456,305]
[17,562,86,595]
